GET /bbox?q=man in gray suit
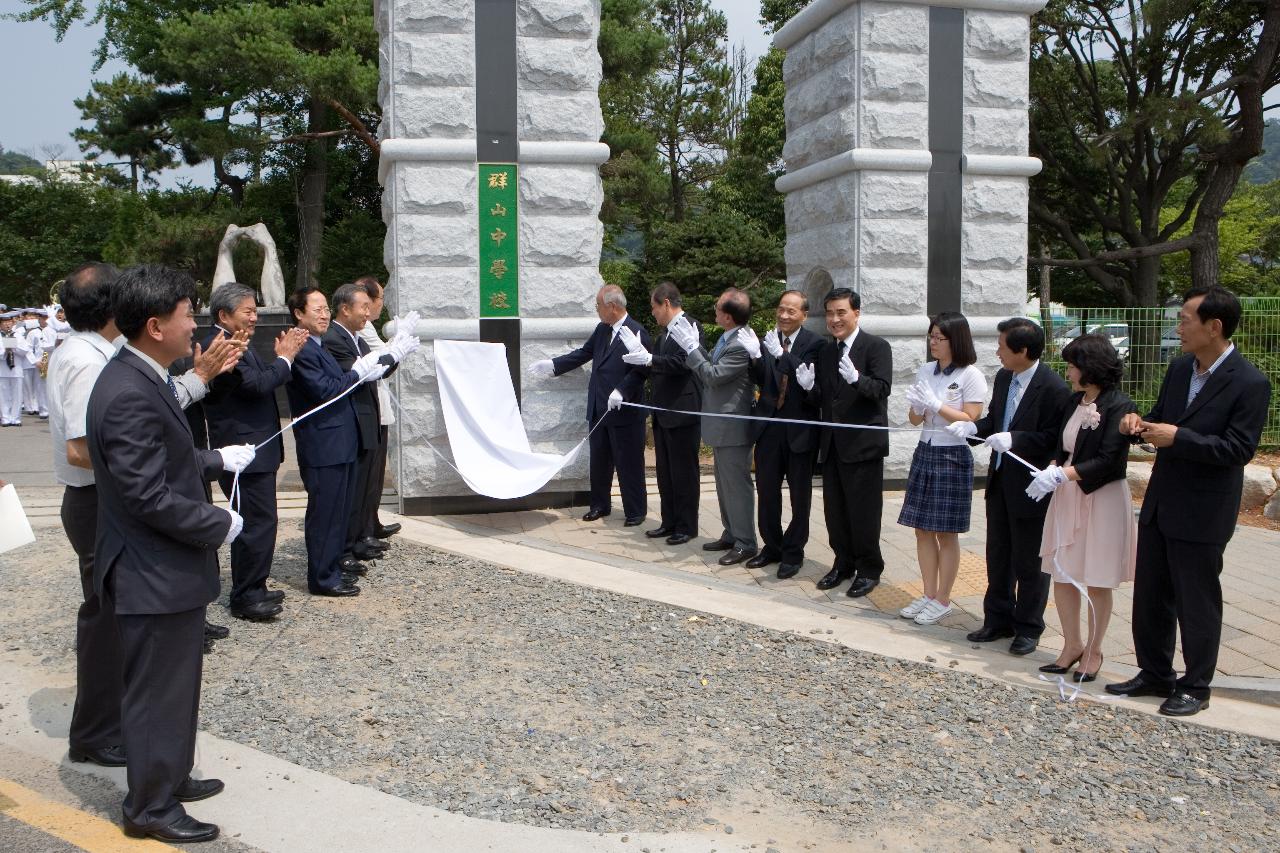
[668,288,759,566]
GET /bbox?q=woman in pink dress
[1025,333,1136,683]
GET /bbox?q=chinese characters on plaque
[479,164,518,317]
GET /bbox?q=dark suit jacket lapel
[1176,350,1238,424]
[1009,364,1048,431]
[119,348,192,439]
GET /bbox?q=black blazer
[644,314,704,429]
[287,336,362,469]
[1052,389,1136,494]
[323,323,397,452]
[87,347,230,615]
[973,362,1072,519]
[807,329,892,464]
[1139,349,1271,545]
[552,316,651,426]
[202,327,290,474]
[748,326,823,452]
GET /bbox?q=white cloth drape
[434,340,586,499]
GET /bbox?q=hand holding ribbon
[1025,464,1068,502]
[607,389,623,411]
[353,351,388,383]
[986,431,1013,454]
[222,508,243,545]
[946,420,978,441]
[217,444,256,474]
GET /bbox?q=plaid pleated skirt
[897,442,975,533]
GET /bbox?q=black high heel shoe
[1072,654,1104,683]
[1039,653,1082,675]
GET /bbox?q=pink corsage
[1079,401,1102,430]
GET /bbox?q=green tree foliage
[73,74,179,192]
[0,146,42,176]
[1030,0,1280,306]
[0,178,123,306]
[1244,119,1280,184]
[1161,179,1280,296]
[758,0,807,32]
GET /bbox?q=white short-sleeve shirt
[916,362,988,446]
[47,330,116,487]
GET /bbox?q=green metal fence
[1031,298,1280,447]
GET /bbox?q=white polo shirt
[47,330,116,487]
[915,361,988,446]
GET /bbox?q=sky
[0,1,771,189]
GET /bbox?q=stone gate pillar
[774,0,1045,479]
[376,0,609,513]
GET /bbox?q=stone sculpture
[211,223,288,307]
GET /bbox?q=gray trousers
[712,444,757,551]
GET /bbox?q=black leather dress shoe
[350,544,384,561]
[203,638,215,654]
[815,568,849,591]
[966,625,1015,643]
[175,777,225,803]
[665,533,692,545]
[313,583,360,598]
[263,589,285,604]
[702,539,733,552]
[582,508,610,521]
[340,571,360,585]
[124,815,219,843]
[776,563,801,580]
[624,517,645,527]
[229,600,282,622]
[718,548,757,567]
[339,557,368,575]
[69,745,126,767]
[359,537,389,552]
[645,526,673,539]
[1159,692,1209,717]
[745,551,779,569]
[846,577,879,598]
[374,522,401,538]
[1009,635,1039,656]
[203,621,229,640]
[1104,675,1175,698]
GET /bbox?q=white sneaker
[899,595,932,619]
[914,599,954,625]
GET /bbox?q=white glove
[217,444,256,474]
[738,327,762,359]
[986,432,1013,454]
[394,310,421,339]
[607,389,623,411]
[622,349,652,367]
[795,362,816,391]
[667,318,698,354]
[904,384,929,417]
[616,325,645,355]
[1025,465,1069,502]
[529,359,555,378]
[223,509,244,545]
[353,351,388,383]
[837,349,859,385]
[386,331,421,363]
[946,421,979,441]
[763,328,783,359]
[911,380,942,413]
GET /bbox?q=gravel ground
[2,524,1278,851]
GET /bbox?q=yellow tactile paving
[0,779,175,852]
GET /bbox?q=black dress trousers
[653,421,700,535]
[754,425,814,564]
[822,457,885,580]
[218,470,279,606]
[588,415,647,519]
[982,482,1052,638]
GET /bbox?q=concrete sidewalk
[440,474,1280,684]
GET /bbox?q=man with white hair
[529,284,651,525]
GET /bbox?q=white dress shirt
[47,331,116,487]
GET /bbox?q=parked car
[1054,323,1129,360]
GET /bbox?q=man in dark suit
[1108,286,1271,717]
[87,264,257,843]
[746,290,824,578]
[623,281,703,544]
[949,317,1071,656]
[287,287,409,597]
[530,284,651,524]
[322,283,399,561]
[795,288,892,598]
[203,282,308,621]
